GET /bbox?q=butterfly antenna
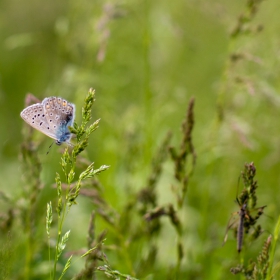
[46,142,54,155]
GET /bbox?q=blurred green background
[1,0,280,279]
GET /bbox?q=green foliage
[46,89,110,279]
[46,202,52,237]
[1,0,280,279]
[59,255,72,280]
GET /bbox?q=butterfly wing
[42,97,75,143]
[20,103,58,141]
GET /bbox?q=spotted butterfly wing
[20,96,75,145]
[42,97,75,144]
[20,103,59,141]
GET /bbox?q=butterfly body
[20,96,75,145]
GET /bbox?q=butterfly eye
[55,140,62,145]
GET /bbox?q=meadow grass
[1,0,280,279]
[15,88,279,279]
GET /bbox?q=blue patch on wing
[55,113,74,144]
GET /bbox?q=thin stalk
[48,239,52,279]
[143,0,152,163]
[24,222,31,280]
[24,199,34,280]
[52,183,71,279]
[266,215,280,280]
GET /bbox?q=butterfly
[20,96,75,145]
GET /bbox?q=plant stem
[53,183,70,280]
